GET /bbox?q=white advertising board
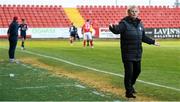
[0,28,83,38]
[99,28,120,38]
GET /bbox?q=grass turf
[0,39,180,101]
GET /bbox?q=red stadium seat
[0,4,71,28]
[0,4,179,28]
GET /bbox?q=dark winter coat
[7,20,19,41]
[109,16,155,62]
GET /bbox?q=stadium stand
[77,5,180,28]
[0,5,180,28]
[0,5,71,28]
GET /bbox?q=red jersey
[82,22,92,33]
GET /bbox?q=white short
[83,32,92,40]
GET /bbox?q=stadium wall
[99,28,180,39]
[1,27,180,39]
[0,28,83,38]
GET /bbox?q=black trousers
[9,39,17,59]
[123,61,141,94]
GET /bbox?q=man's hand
[109,23,113,27]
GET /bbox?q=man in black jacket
[109,6,160,98]
[7,16,19,62]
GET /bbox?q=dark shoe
[126,93,136,98]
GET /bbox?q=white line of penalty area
[0,47,179,92]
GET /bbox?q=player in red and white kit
[82,19,93,48]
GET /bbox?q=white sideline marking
[0,47,179,92]
[21,63,33,69]
[15,84,76,90]
[15,84,107,97]
[92,91,105,97]
[75,84,86,89]
[0,74,19,77]
[22,50,180,92]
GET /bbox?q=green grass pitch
[0,39,180,101]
